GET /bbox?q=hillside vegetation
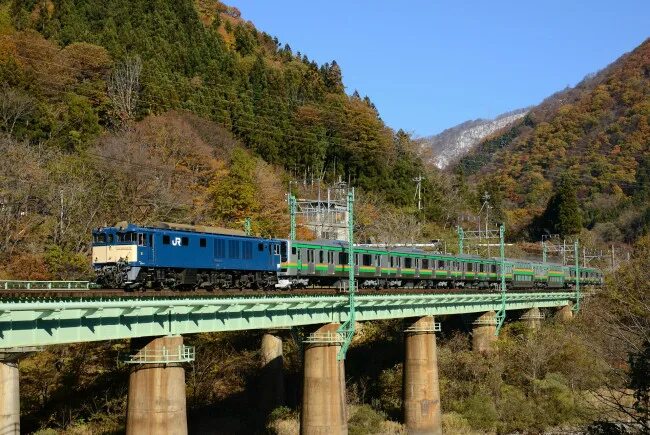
[0,0,451,277]
[457,39,650,244]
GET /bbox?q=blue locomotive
[92,222,286,290]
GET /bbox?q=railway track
[0,286,576,300]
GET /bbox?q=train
[91,222,604,291]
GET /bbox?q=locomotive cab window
[182,237,189,246]
[163,235,170,245]
[258,243,264,252]
[274,244,280,255]
[200,238,207,248]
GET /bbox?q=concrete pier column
[0,362,19,435]
[556,304,573,321]
[521,307,542,331]
[260,333,285,414]
[472,311,497,354]
[300,323,347,435]
[403,316,442,435]
[126,336,188,435]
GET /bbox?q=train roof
[107,221,248,237]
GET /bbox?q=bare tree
[107,55,142,126]
[0,85,32,136]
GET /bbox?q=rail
[1,280,92,290]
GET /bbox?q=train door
[307,249,316,274]
[328,251,335,275]
[137,232,150,264]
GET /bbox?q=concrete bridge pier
[126,335,189,435]
[300,323,347,435]
[0,347,41,435]
[520,307,543,331]
[0,361,19,435]
[472,311,497,354]
[556,304,574,321]
[260,332,285,415]
[403,316,442,435]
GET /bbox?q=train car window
[362,254,372,266]
[228,240,239,258]
[149,234,153,246]
[108,234,114,243]
[491,264,497,273]
[339,252,348,264]
[389,256,394,267]
[376,255,381,266]
[258,243,264,251]
[319,251,324,263]
[182,237,189,246]
[328,251,333,264]
[138,233,146,246]
[479,263,484,273]
[163,235,170,245]
[404,258,412,268]
[274,244,280,255]
[422,259,429,269]
[292,247,297,255]
[415,258,420,269]
[280,243,287,261]
[199,238,207,248]
[467,263,473,272]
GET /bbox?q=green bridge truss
[0,291,575,349]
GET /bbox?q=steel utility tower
[413,175,424,211]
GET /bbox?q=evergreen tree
[541,175,583,237]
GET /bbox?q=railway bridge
[0,280,579,435]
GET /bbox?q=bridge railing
[0,280,92,290]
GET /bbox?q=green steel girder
[0,292,576,349]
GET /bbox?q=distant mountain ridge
[421,108,529,169]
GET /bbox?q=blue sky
[231,1,649,137]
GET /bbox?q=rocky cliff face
[421,109,528,169]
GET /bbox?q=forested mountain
[0,0,446,277]
[456,39,650,243]
[420,108,528,169]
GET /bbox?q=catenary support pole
[403,316,442,435]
